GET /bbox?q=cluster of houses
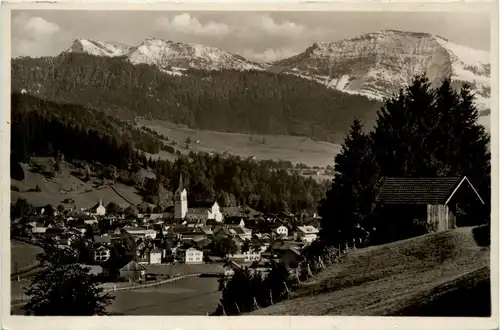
[14,175,322,281]
[16,174,485,284]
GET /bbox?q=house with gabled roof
[176,246,204,264]
[375,176,485,235]
[280,246,303,268]
[294,226,319,243]
[230,226,252,240]
[89,199,106,216]
[213,226,234,241]
[224,216,246,228]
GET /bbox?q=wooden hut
[375,176,485,233]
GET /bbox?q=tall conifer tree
[319,119,378,246]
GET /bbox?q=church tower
[174,173,188,220]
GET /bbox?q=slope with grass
[11,158,143,209]
[138,119,342,168]
[11,239,42,272]
[251,226,490,316]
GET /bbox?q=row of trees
[319,76,491,246]
[214,239,342,315]
[213,262,292,315]
[12,53,380,143]
[143,153,328,213]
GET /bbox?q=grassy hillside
[251,226,490,316]
[11,158,143,209]
[11,239,42,271]
[138,119,342,168]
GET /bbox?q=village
[11,174,322,285]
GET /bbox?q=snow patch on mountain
[127,38,266,71]
[64,39,131,57]
[273,30,491,123]
[63,38,266,72]
[434,36,490,111]
[335,75,350,90]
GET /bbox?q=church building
[174,173,188,220]
[173,173,224,223]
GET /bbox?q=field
[11,239,42,271]
[104,263,226,315]
[138,119,342,168]
[145,263,225,276]
[106,275,222,315]
[11,158,144,208]
[251,225,491,316]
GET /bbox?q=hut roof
[375,176,483,205]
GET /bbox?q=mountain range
[64,37,267,73]
[62,30,491,115]
[11,29,490,145]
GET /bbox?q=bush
[11,184,20,192]
[144,195,160,205]
[11,161,25,180]
[27,185,42,192]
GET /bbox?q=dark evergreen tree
[24,260,114,315]
[319,119,378,246]
[24,240,114,316]
[12,197,34,219]
[319,75,490,246]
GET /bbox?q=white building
[242,250,261,262]
[89,199,106,216]
[294,226,319,243]
[124,226,157,240]
[93,246,111,263]
[182,200,223,224]
[274,225,289,237]
[174,174,188,220]
[207,201,223,222]
[176,247,203,264]
[29,222,47,234]
[149,248,162,264]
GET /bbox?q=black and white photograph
[2,2,498,325]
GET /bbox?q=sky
[11,10,491,62]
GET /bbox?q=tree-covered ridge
[167,153,328,213]
[11,93,328,214]
[11,93,163,159]
[11,53,381,143]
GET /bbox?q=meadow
[11,158,144,208]
[137,119,342,168]
[251,226,490,316]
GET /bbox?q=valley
[137,119,342,169]
[8,16,493,320]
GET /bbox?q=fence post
[307,263,313,277]
[253,297,260,310]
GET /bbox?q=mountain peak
[128,38,265,71]
[64,38,131,57]
[272,29,491,115]
[61,37,266,72]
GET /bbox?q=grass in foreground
[251,226,490,316]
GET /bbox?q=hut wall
[427,204,455,232]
